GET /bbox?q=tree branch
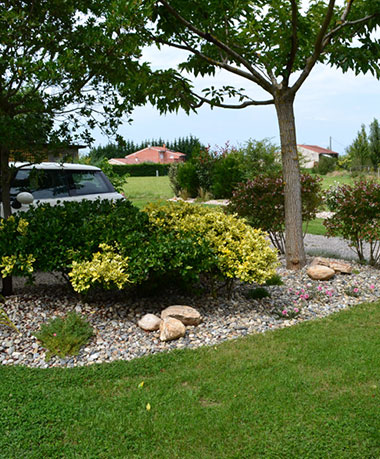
[284,0,299,87]
[322,13,378,46]
[158,0,273,93]
[291,0,336,93]
[155,35,267,85]
[191,91,274,109]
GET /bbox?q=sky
[92,46,380,156]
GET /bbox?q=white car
[5,162,124,216]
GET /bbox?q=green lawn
[1,302,380,458]
[122,176,174,208]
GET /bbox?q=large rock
[307,265,335,281]
[159,317,186,341]
[161,305,202,326]
[310,257,352,274]
[138,314,161,332]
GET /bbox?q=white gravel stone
[1,254,380,368]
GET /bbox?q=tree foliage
[346,119,380,171]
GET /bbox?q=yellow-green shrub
[69,244,131,293]
[144,201,278,284]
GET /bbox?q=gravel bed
[1,251,380,369]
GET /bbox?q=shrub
[228,173,322,253]
[168,163,182,196]
[144,201,279,285]
[110,163,171,177]
[312,155,337,175]
[239,138,281,179]
[324,180,380,265]
[176,161,199,197]
[246,287,271,300]
[211,153,244,199]
[69,244,131,293]
[0,199,150,278]
[263,274,284,286]
[34,312,93,361]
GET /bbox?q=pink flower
[293,308,299,313]
[353,288,359,293]
[317,286,322,291]
[300,295,305,300]
[301,289,305,293]
[282,310,287,315]
[370,284,375,289]
[304,294,309,299]
[53,333,57,337]
[288,288,293,292]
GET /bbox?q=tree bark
[0,146,13,295]
[274,91,306,270]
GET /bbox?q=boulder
[328,261,352,274]
[310,257,352,274]
[159,317,186,341]
[161,305,202,326]
[138,314,161,332]
[307,265,335,281]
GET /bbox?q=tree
[346,124,371,171]
[119,0,380,269]
[369,118,380,169]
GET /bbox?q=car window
[67,170,113,196]
[10,169,70,199]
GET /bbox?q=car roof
[11,162,101,171]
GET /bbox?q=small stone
[161,305,202,326]
[159,317,186,342]
[137,314,161,332]
[307,265,335,281]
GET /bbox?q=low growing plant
[263,274,283,286]
[34,312,93,361]
[246,287,271,300]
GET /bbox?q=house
[297,145,339,169]
[109,144,186,165]
[9,144,86,163]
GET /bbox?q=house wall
[297,146,319,168]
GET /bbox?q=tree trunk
[274,91,306,270]
[0,146,13,295]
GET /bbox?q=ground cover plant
[34,312,93,361]
[1,302,380,458]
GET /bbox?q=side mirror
[16,192,34,205]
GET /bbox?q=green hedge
[111,163,171,177]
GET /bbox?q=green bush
[211,153,244,199]
[246,287,271,299]
[144,201,278,285]
[34,312,93,361]
[0,200,215,293]
[324,180,380,265]
[110,163,171,177]
[312,155,337,175]
[176,161,200,197]
[228,173,322,254]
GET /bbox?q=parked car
[2,162,124,216]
